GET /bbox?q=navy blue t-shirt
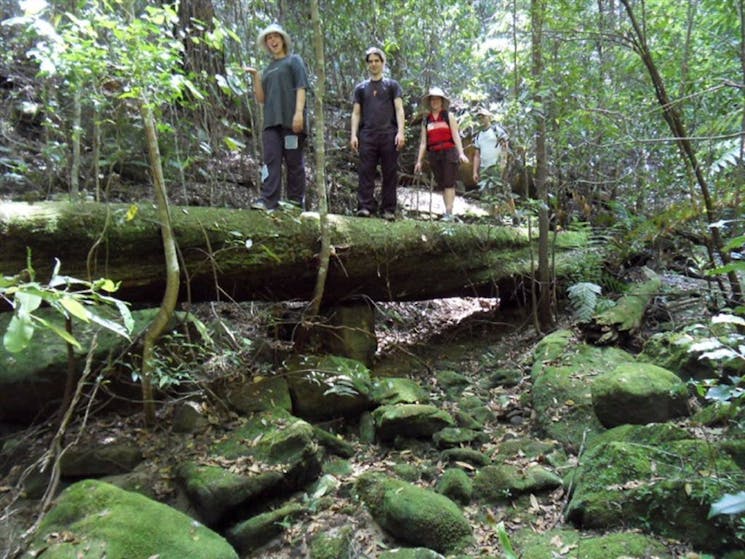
[353,78,403,134]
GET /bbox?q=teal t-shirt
[261,54,308,130]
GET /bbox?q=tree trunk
[620,0,743,304]
[0,202,588,306]
[139,102,181,427]
[531,0,553,331]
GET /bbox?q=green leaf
[496,521,519,559]
[60,296,90,322]
[87,311,131,340]
[31,314,82,349]
[16,290,43,314]
[3,314,35,353]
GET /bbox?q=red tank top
[426,111,455,152]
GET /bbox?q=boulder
[176,409,321,525]
[24,479,237,558]
[355,472,473,554]
[227,501,305,555]
[591,362,689,427]
[565,425,745,553]
[60,441,143,478]
[371,404,455,442]
[285,355,373,420]
[530,332,635,447]
[472,464,562,503]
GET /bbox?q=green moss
[309,528,353,559]
[355,472,473,554]
[436,468,472,505]
[566,439,745,551]
[514,528,673,559]
[27,480,237,559]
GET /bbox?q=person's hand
[459,153,469,164]
[414,161,422,174]
[350,136,359,153]
[292,112,304,133]
[244,66,258,77]
[395,132,405,151]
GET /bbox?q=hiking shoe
[382,211,396,221]
[442,213,455,222]
[356,208,371,217]
[251,199,272,211]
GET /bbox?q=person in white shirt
[472,107,513,217]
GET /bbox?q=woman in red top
[414,87,469,221]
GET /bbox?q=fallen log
[0,201,587,305]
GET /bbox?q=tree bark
[0,202,589,307]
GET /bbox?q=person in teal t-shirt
[245,23,308,211]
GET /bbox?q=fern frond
[567,282,602,322]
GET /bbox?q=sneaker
[251,199,271,211]
[442,213,454,222]
[382,211,396,221]
[356,208,371,217]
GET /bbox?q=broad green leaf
[60,296,90,322]
[31,314,82,349]
[3,314,35,353]
[87,311,131,339]
[16,291,43,314]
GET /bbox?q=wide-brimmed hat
[257,23,291,54]
[421,87,451,110]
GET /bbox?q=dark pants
[427,147,459,190]
[357,130,398,214]
[259,126,305,209]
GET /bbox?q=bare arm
[350,102,361,152]
[244,67,265,104]
[293,88,306,133]
[394,97,405,150]
[473,147,481,183]
[414,124,427,173]
[449,113,469,164]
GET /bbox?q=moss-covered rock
[531,339,635,446]
[472,464,562,503]
[355,472,473,554]
[24,479,238,559]
[60,441,143,478]
[591,362,690,427]
[227,502,304,555]
[432,427,484,449]
[565,438,745,552]
[285,354,373,420]
[176,409,320,525]
[309,527,354,559]
[638,331,720,380]
[0,307,159,424]
[436,468,472,505]
[372,404,455,442]
[221,375,292,414]
[440,448,491,467]
[371,377,430,405]
[513,527,673,559]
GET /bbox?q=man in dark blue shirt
[350,47,405,220]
